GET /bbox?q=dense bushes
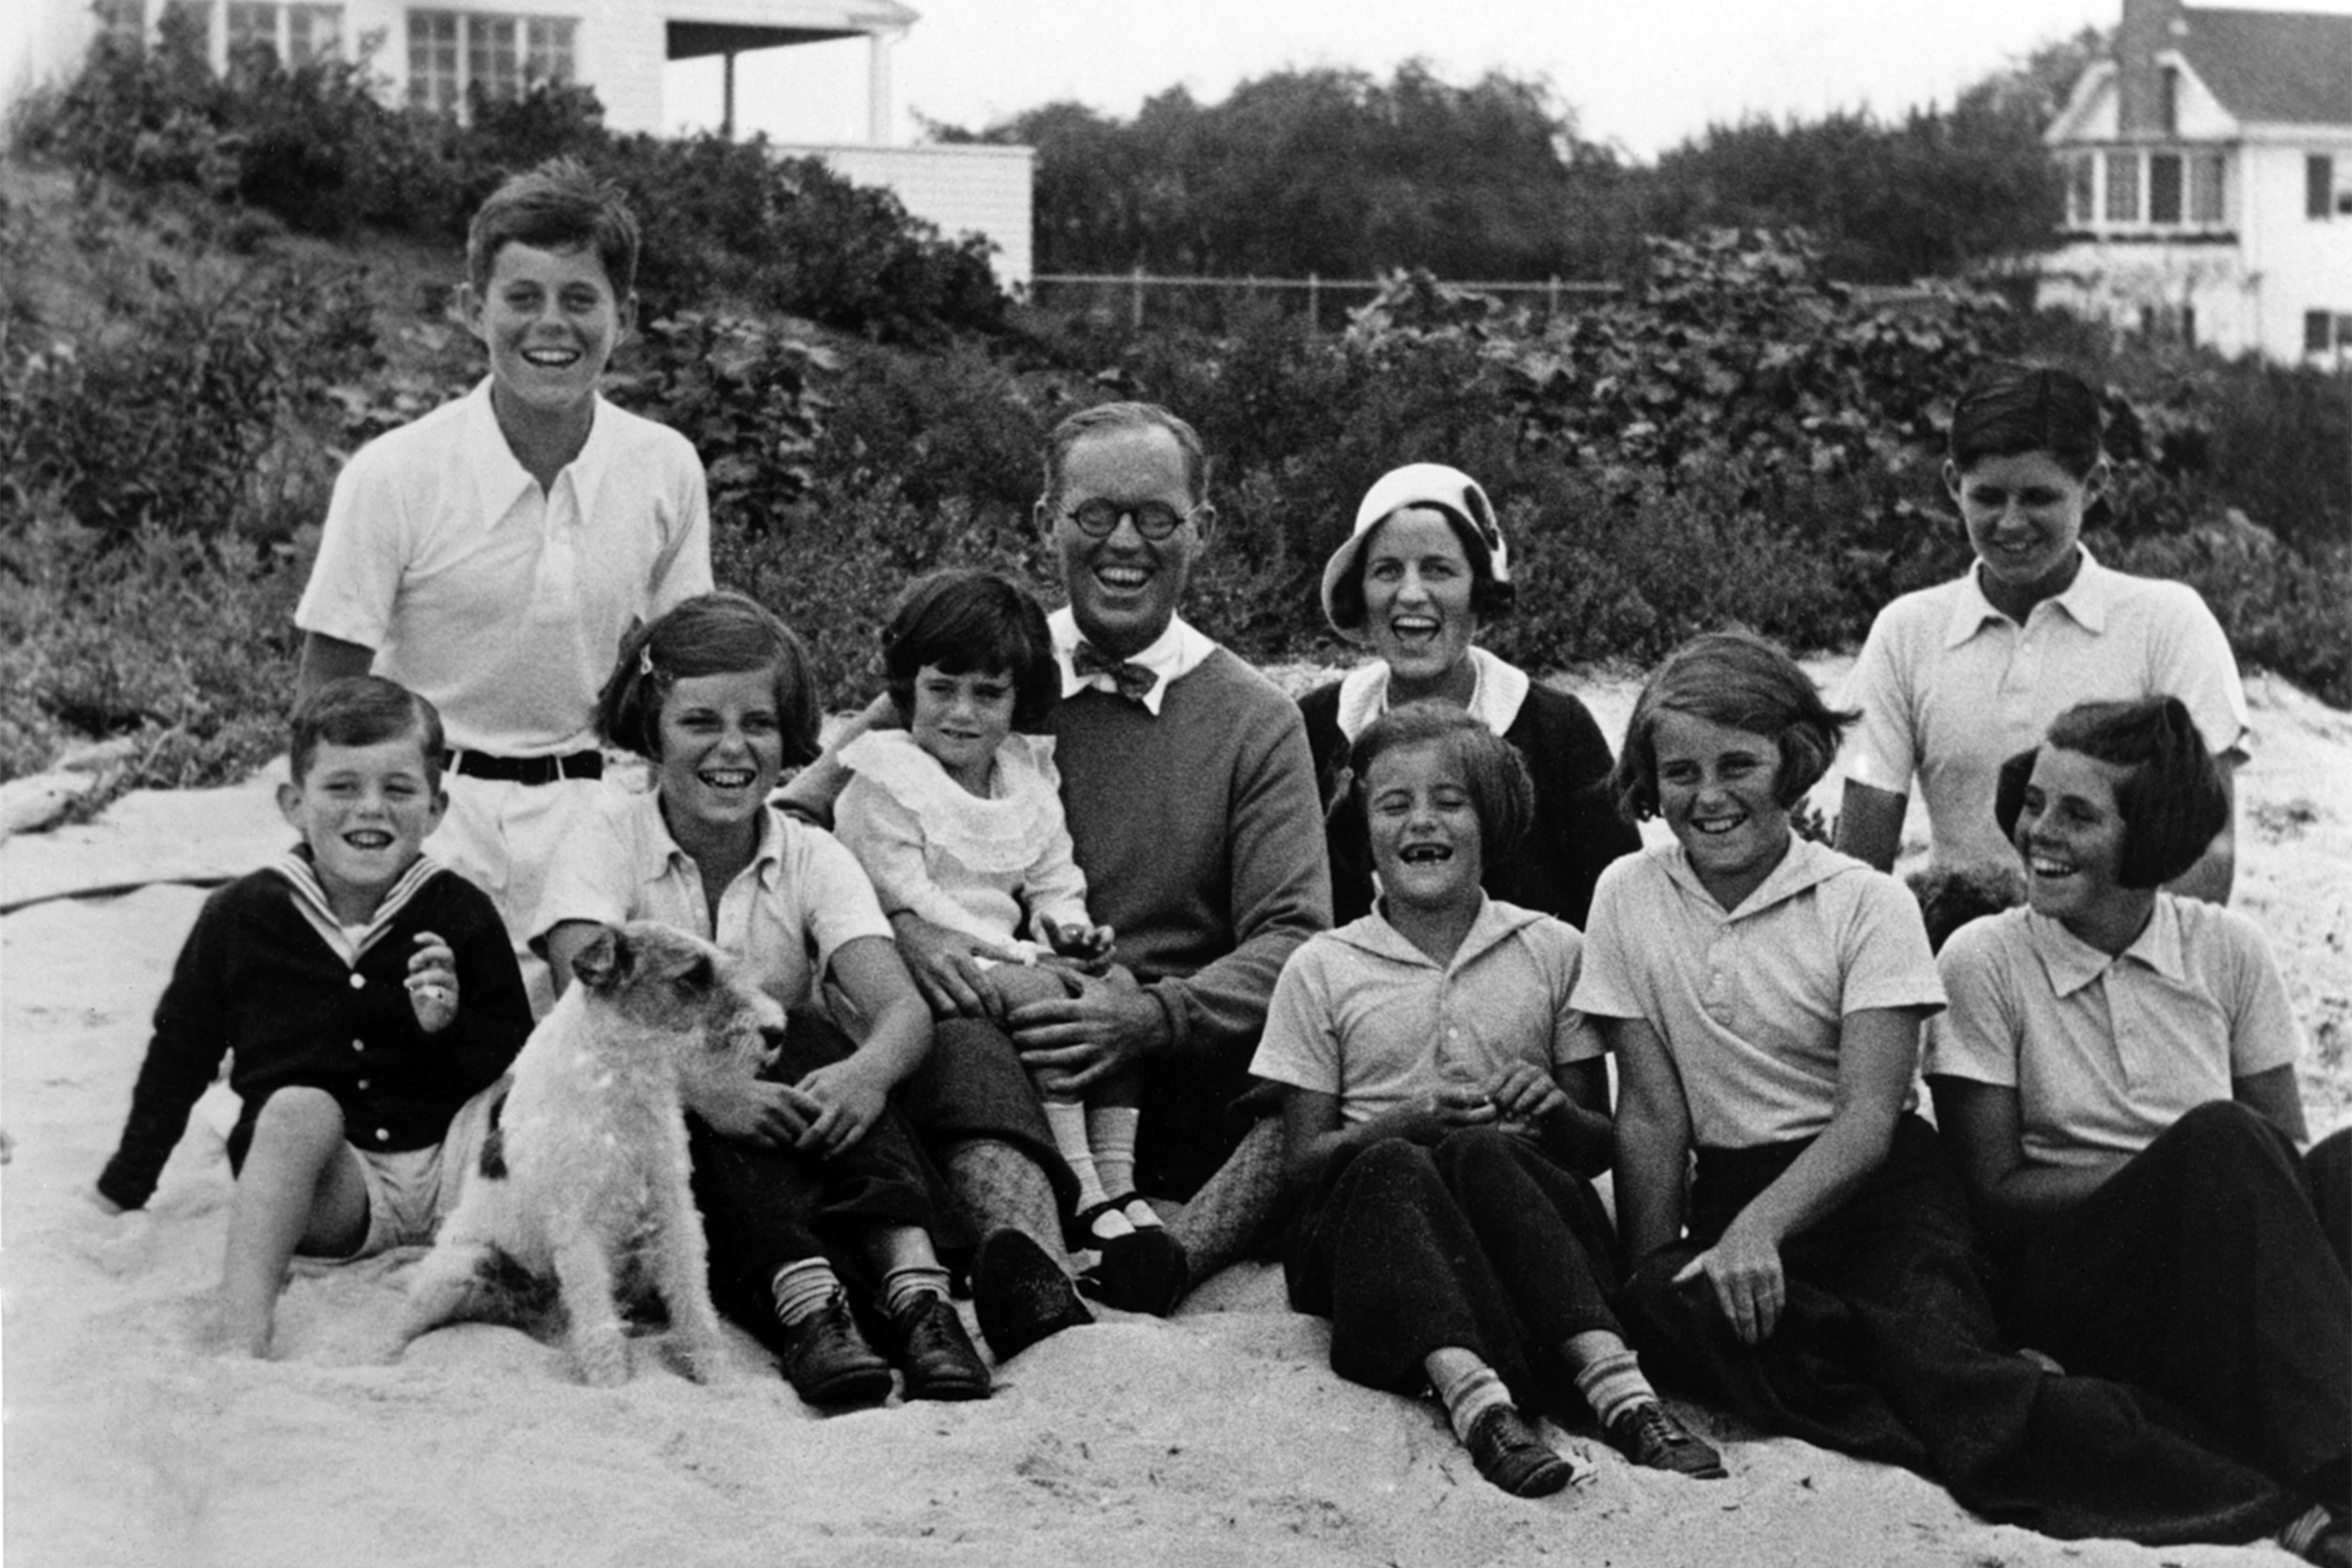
[13,28,1004,341]
[6,43,2350,790]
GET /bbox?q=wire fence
[1026,269,1620,334]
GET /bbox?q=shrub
[0,240,375,545]
[0,507,303,784]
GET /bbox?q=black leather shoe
[1604,1401,1727,1479]
[1082,1227,1189,1317]
[1464,1404,1574,1497]
[776,1289,893,1407]
[890,1292,993,1402]
[971,1228,1092,1362]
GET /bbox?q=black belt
[442,748,603,785]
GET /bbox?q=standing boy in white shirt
[295,158,712,1010]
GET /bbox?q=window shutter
[2312,156,2335,219]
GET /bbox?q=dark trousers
[898,1012,1250,1208]
[689,1006,949,1353]
[1284,1128,1625,1407]
[1620,1115,2294,1545]
[1997,1103,2352,1506]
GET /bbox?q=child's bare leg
[215,1087,369,1357]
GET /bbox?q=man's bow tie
[1072,641,1157,704]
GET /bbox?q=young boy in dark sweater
[95,677,532,1357]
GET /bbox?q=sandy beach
[5,660,2344,1568]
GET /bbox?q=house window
[94,0,145,51]
[158,0,211,55]
[2149,153,2183,224]
[2105,150,2141,222]
[2065,155,2095,227]
[2314,156,2336,219]
[2189,153,2225,224]
[408,11,459,111]
[287,5,341,63]
[228,2,274,55]
[410,9,575,112]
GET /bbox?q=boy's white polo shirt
[1250,896,1602,1129]
[1838,549,2249,879]
[296,379,712,755]
[1928,896,2300,1171]
[1573,837,1945,1150]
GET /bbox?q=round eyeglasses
[1061,499,1201,541]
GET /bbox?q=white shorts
[428,773,607,1019]
[347,1076,507,1258]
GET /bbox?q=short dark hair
[1948,362,2104,479]
[1351,700,1534,866]
[467,156,641,297]
[1992,696,2227,890]
[1041,401,1209,512]
[881,569,1059,729]
[1327,504,1516,630]
[291,676,445,787]
[1612,630,1855,822]
[597,592,820,766]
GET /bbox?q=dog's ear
[571,925,628,993]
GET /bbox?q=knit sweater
[97,857,532,1210]
[1300,676,1639,930]
[1044,646,1331,1065]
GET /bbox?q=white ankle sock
[1087,1104,1163,1227]
[1045,1100,1129,1238]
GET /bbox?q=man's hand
[888,912,1022,1018]
[405,932,459,1034]
[689,1071,820,1149]
[791,1057,892,1157]
[1008,967,1168,1095]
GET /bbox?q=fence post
[1131,264,1145,331]
[1307,272,1319,335]
[1547,275,1559,324]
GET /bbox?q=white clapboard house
[4,0,1032,283]
[2040,0,2352,362]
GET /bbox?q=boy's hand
[691,1075,818,1148]
[1042,920,1116,971]
[1487,1062,1566,1130]
[405,933,459,1034]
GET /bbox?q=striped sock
[769,1258,843,1327]
[1427,1349,1511,1445]
[880,1262,953,1320]
[1572,1348,1659,1428]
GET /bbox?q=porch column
[866,27,902,144]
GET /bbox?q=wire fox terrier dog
[401,922,782,1385]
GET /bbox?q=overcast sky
[667,0,2352,162]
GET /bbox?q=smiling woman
[1299,464,1639,930]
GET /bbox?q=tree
[937,62,1640,280]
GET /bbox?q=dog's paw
[572,1333,631,1387]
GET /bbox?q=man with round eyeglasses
[787,402,1329,1359]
